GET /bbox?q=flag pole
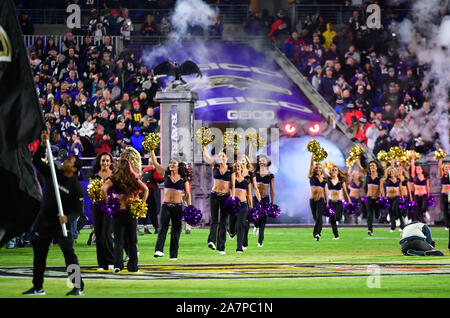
[45,139,68,237]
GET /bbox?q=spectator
[19,11,34,35]
[322,23,336,51]
[343,102,364,127]
[160,16,173,37]
[61,32,77,54]
[373,124,392,156]
[119,9,134,47]
[282,31,305,66]
[107,9,121,35]
[208,16,224,39]
[94,125,112,154]
[141,15,159,36]
[243,12,263,36]
[130,126,145,154]
[318,66,336,105]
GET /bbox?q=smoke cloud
[394,0,450,152]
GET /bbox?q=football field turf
[1,227,450,298]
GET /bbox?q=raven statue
[152,60,203,85]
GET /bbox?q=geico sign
[196,96,313,114]
[227,110,275,120]
[197,63,283,78]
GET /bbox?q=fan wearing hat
[344,102,364,127]
[373,123,392,157]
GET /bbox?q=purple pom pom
[224,197,242,216]
[267,204,281,218]
[360,196,366,203]
[247,207,260,223]
[343,201,359,215]
[428,196,435,208]
[377,196,390,209]
[101,195,120,217]
[255,200,271,217]
[323,205,335,217]
[407,200,416,214]
[182,205,203,226]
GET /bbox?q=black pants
[208,192,229,252]
[388,196,404,230]
[401,239,434,255]
[141,193,158,231]
[255,196,269,245]
[366,197,380,232]
[112,210,138,272]
[328,200,342,238]
[155,204,182,259]
[236,203,249,252]
[441,193,449,228]
[310,198,325,237]
[414,194,428,223]
[31,221,83,290]
[91,204,114,269]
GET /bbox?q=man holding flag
[0,0,85,296]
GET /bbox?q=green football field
[1,226,450,298]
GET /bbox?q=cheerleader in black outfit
[411,152,430,223]
[384,166,404,232]
[326,164,351,239]
[397,165,412,223]
[233,153,260,250]
[438,158,450,230]
[150,149,192,260]
[233,161,254,253]
[346,166,366,224]
[101,158,149,273]
[201,145,235,254]
[254,155,274,247]
[356,159,385,236]
[90,152,115,270]
[308,154,328,241]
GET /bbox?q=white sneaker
[315,234,320,241]
[208,242,216,250]
[257,243,263,247]
[154,250,164,257]
[242,246,247,250]
[333,236,340,240]
[108,265,114,271]
[236,250,243,254]
[399,229,403,233]
[97,268,105,271]
[113,268,121,273]
[169,258,178,261]
[446,227,449,231]
[253,227,259,236]
[390,229,395,233]
[219,250,226,255]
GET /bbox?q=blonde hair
[121,146,142,175]
[385,166,398,178]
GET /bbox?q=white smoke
[394,0,450,152]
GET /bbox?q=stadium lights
[308,123,321,135]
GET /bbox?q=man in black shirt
[23,131,85,297]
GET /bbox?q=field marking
[2,263,450,281]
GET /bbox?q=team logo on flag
[0,26,12,63]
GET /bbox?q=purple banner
[142,42,321,123]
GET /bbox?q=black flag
[0,0,45,248]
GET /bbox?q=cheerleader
[384,166,404,232]
[231,153,260,250]
[397,165,412,222]
[150,149,191,260]
[101,158,149,273]
[411,152,430,223]
[327,165,351,239]
[90,152,115,270]
[201,145,235,254]
[356,159,385,236]
[254,155,274,247]
[233,161,254,253]
[347,165,366,224]
[308,154,328,241]
[438,158,450,230]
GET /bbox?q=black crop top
[164,175,186,191]
[328,179,342,191]
[414,176,427,186]
[441,175,449,185]
[385,178,400,188]
[235,177,250,190]
[213,164,232,182]
[310,175,326,188]
[256,172,274,185]
[366,175,380,186]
